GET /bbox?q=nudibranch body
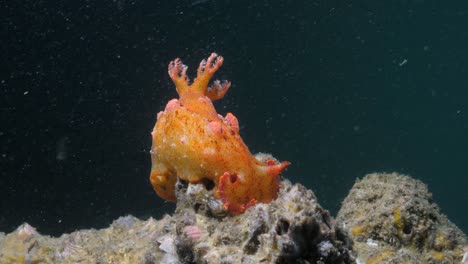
[150,53,290,214]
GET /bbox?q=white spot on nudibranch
[202,147,216,156]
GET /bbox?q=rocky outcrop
[337,172,468,264]
[0,180,353,263]
[1,172,467,263]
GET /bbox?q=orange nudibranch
[149,52,290,214]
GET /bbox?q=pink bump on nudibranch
[224,112,239,133]
[164,98,180,112]
[157,111,163,120]
[208,121,223,134]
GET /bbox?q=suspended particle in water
[56,136,70,161]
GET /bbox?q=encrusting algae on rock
[149,53,290,214]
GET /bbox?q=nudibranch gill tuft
[149,53,290,214]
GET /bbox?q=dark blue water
[1,1,467,236]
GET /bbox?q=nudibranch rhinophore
[149,53,290,214]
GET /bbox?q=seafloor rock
[0,180,354,264]
[337,172,468,264]
[0,216,170,263]
[2,172,467,263]
[170,179,354,263]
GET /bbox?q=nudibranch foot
[149,168,177,202]
[216,159,289,214]
[217,172,248,214]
